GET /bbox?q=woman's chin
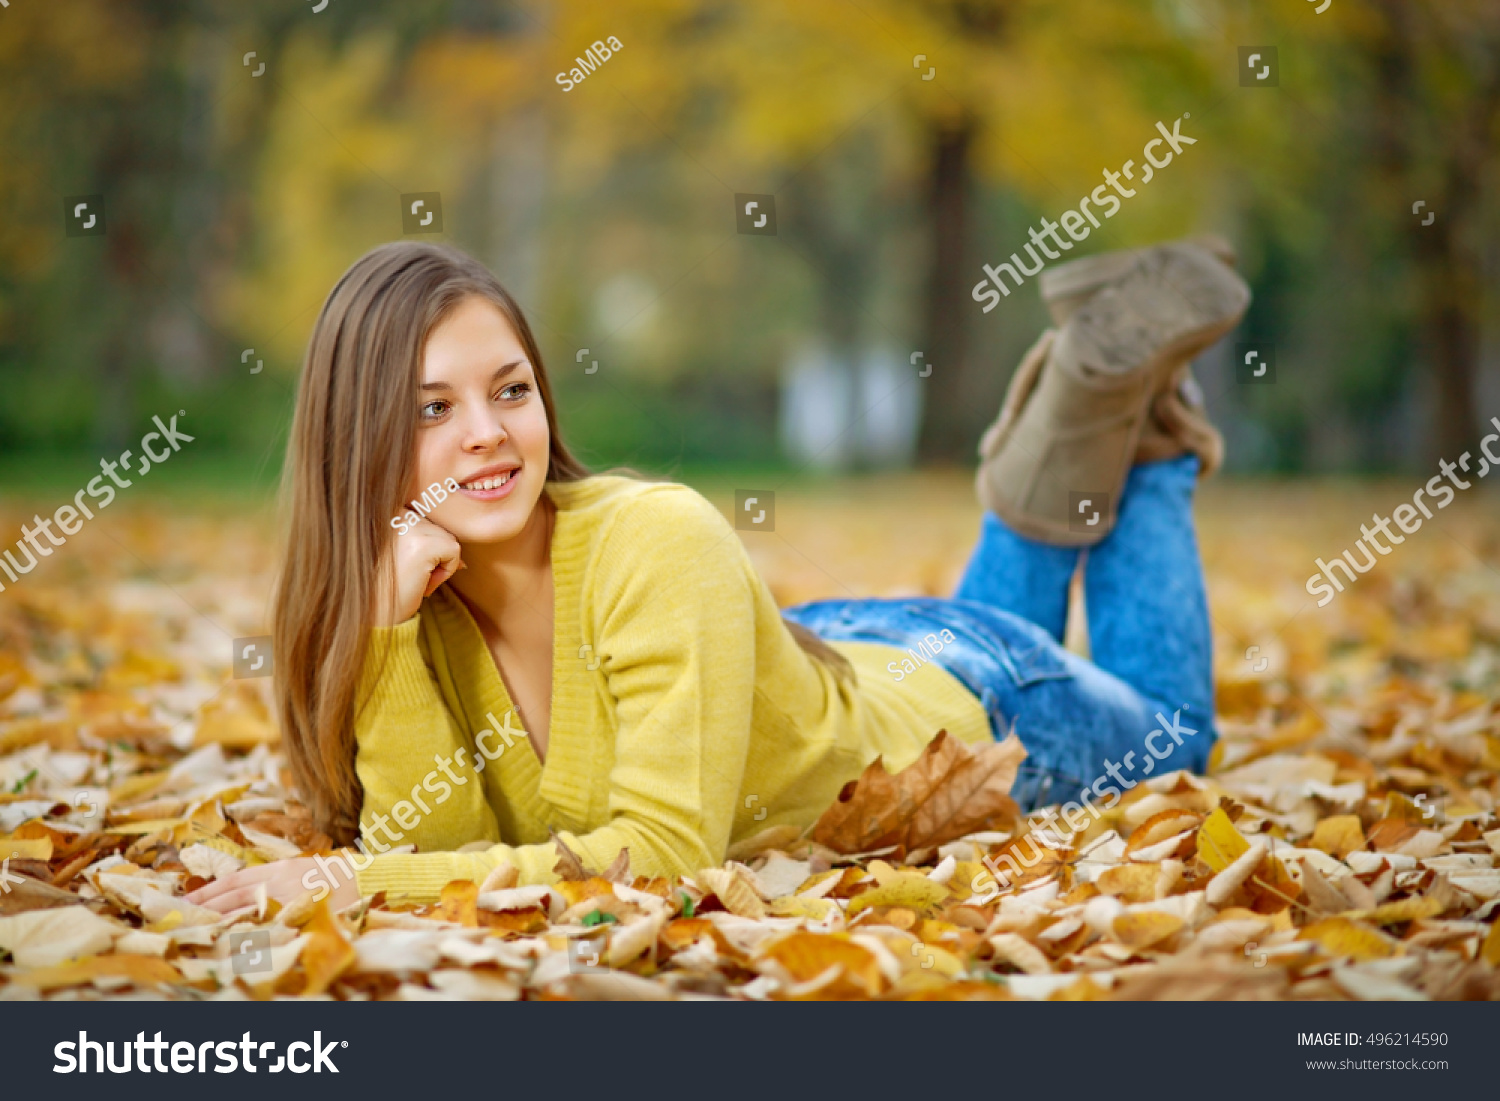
[445,508,538,548]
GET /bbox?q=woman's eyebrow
[419,359,528,392]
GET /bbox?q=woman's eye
[420,400,449,419]
[498,382,532,401]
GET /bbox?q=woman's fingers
[198,886,267,915]
[423,555,464,597]
[185,866,264,905]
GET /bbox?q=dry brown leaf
[811,731,1025,858]
[697,867,767,919]
[1298,860,1352,916]
[550,830,590,881]
[601,847,631,884]
[1366,817,1421,853]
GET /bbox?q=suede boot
[1039,235,1238,478]
[976,240,1249,545]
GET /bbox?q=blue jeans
[781,454,1215,812]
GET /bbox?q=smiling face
[408,294,552,545]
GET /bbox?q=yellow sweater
[351,475,990,903]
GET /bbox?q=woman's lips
[458,468,519,502]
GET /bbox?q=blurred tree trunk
[914,0,1008,465]
[1371,0,1500,462]
[915,115,978,464]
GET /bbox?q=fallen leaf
[601,847,631,884]
[845,872,948,917]
[478,861,519,894]
[759,932,884,998]
[279,899,355,996]
[16,953,182,993]
[1310,815,1366,858]
[1196,807,1251,872]
[1097,863,1160,904]
[1299,917,1396,962]
[697,867,767,919]
[0,905,123,967]
[1112,911,1184,950]
[1482,919,1500,967]
[810,731,1025,859]
[550,831,589,881]
[0,838,52,861]
[430,880,479,927]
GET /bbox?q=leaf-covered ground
[1,475,1499,1001]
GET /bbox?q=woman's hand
[373,516,464,627]
[185,857,362,915]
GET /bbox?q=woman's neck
[447,492,556,621]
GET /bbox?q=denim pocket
[940,603,1076,690]
[997,637,1075,688]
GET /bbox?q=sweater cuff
[353,840,561,905]
[355,848,499,905]
[358,616,429,705]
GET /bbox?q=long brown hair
[275,241,850,845]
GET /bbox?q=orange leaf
[760,932,884,998]
[19,954,182,993]
[431,879,479,927]
[281,899,355,996]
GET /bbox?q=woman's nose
[462,410,508,450]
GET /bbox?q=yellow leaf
[1482,919,1500,967]
[145,911,184,934]
[1352,896,1445,926]
[107,771,171,805]
[768,896,839,921]
[0,838,52,861]
[845,873,948,916]
[1310,815,1365,859]
[1196,807,1250,872]
[1112,910,1183,949]
[1299,917,1396,962]
[946,860,992,903]
[1097,863,1160,904]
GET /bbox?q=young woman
[191,238,1248,913]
